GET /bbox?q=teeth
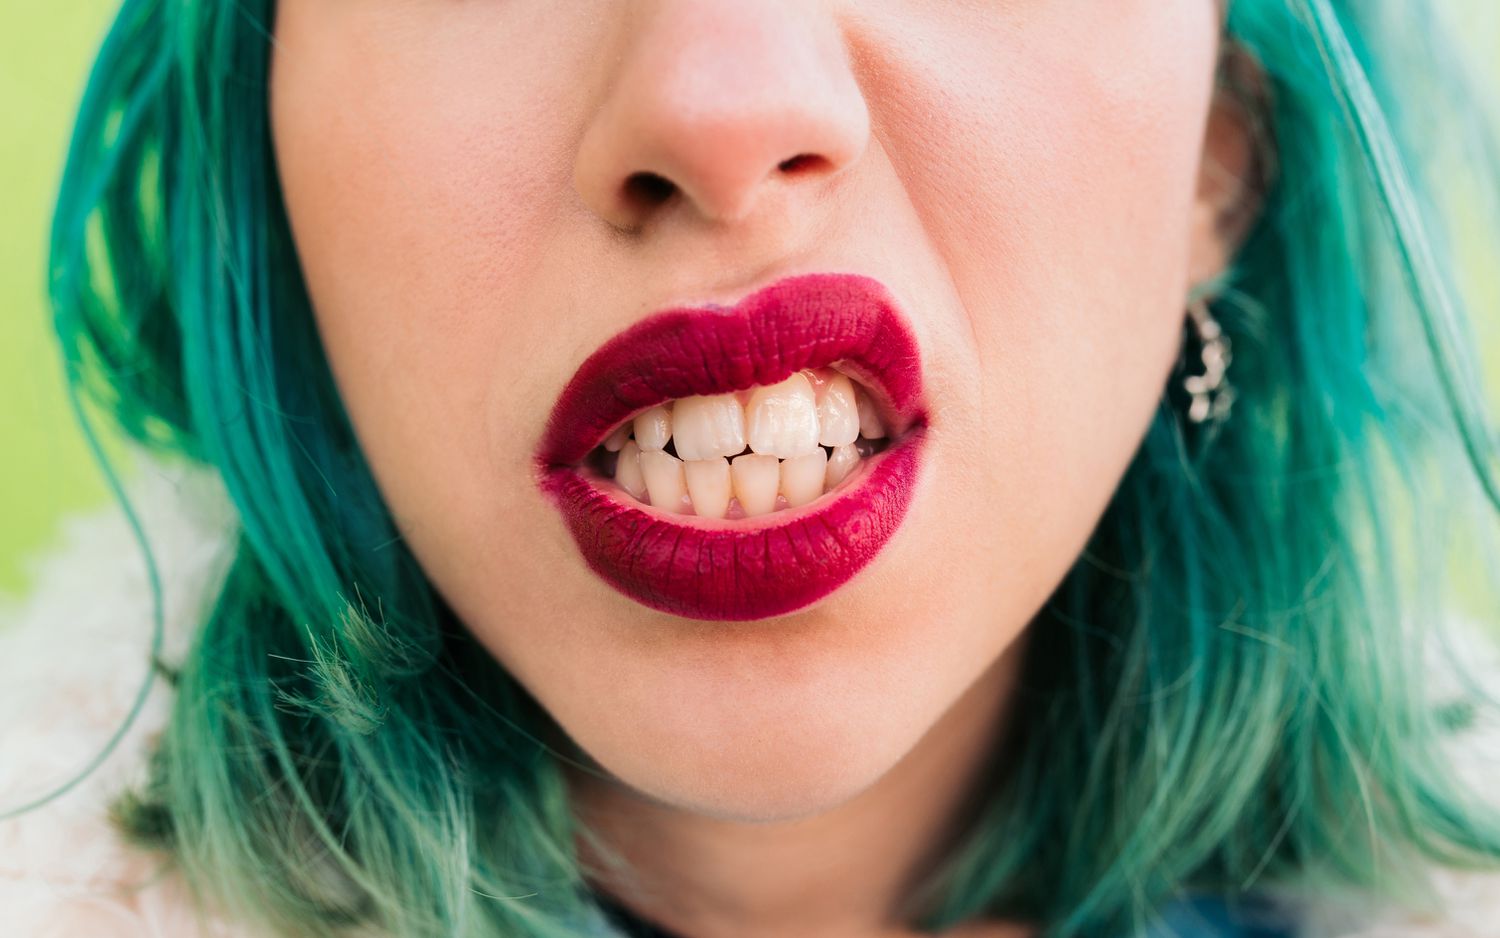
[855,389,886,440]
[799,367,832,400]
[603,422,631,453]
[825,443,859,490]
[730,453,780,517]
[598,372,899,517]
[639,449,689,513]
[672,393,747,461]
[816,374,859,447]
[634,405,673,452]
[780,449,827,508]
[616,440,647,499]
[746,373,820,458]
[684,458,732,519]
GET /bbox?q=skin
[268,2,1263,936]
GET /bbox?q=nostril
[624,171,676,207]
[777,153,822,174]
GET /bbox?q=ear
[1187,39,1276,290]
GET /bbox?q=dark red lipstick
[536,271,927,621]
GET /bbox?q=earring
[1182,296,1234,424]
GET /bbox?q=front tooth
[671,393,746,461]
[684,458,731,519]
[799,367,831,400]
[855,389,886,439]
[816,374,859,447]
[824,443,859,490]
[616,440,647,499]
[639,449,689,513]
[746,373,819,458]
[633,405,672,452]
[780,449,827,508]
[730,453,779,517]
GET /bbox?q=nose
[573,1,871,233]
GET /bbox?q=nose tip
[572,3,871,233]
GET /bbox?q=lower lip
[539,428,926,621]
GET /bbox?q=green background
[2,1,123,597]
[2,5,1498,600]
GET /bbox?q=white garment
[1,454,1498,937]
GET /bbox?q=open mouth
[535,271,928,621]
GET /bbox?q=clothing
[589,889,1299,937]
[2,454,1499,937]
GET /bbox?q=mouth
[535,271,928,621]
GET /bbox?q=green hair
[20,0,1500,935]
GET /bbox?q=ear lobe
[1189,39,1277,288]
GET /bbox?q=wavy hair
[17,0,1500,935]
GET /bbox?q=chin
[564,630,944,823]
[600,720,916,824]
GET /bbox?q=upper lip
[536,271,927,469]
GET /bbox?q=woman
[3,0,1500,935]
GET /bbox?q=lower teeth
[589,435,891,519]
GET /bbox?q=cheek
[859,3,1216,583]
[268,4,597,551]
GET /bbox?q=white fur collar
[2,453,1498,936]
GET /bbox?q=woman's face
[269,2,1234,821]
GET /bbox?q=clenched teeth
[588,366,896,519]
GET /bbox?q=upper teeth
[671,393,747,460]
[744,372,819,458]
[616,368,882,460]
[596,366,890,518]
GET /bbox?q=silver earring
[1182,296,1234,424]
